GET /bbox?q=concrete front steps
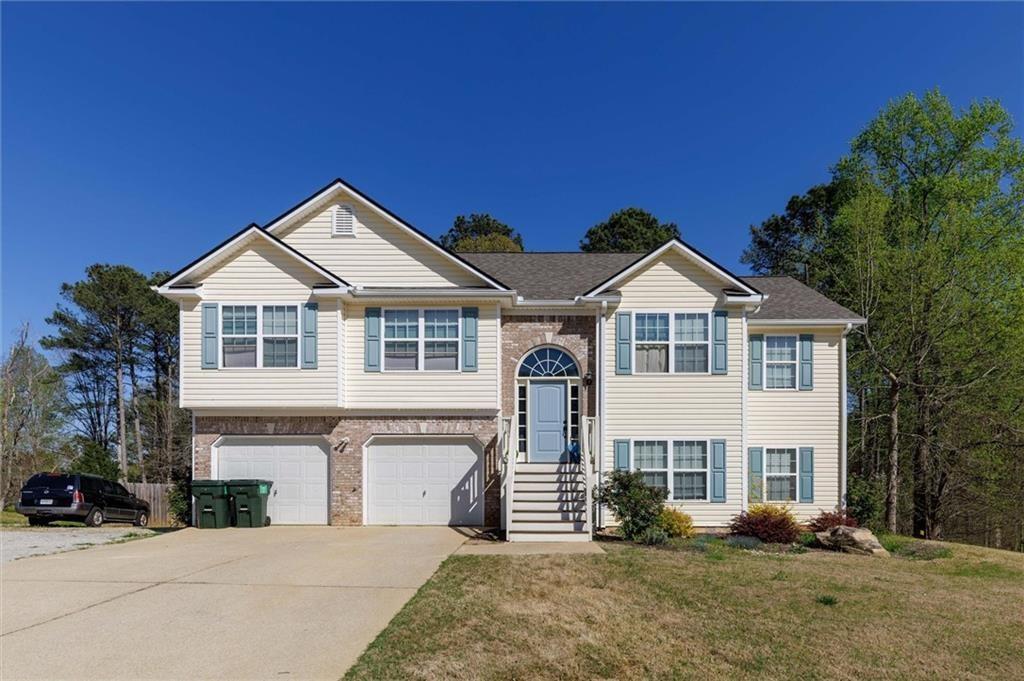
[508,462,590,543]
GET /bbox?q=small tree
[580,208,680,253]
[439,214,524,251]
[597,470,667,540]
[66,437,121,481]
[452,233,522,253]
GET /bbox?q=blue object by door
[530,381,567,462]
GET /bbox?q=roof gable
[583,239,761,297]
[264,179,508,290]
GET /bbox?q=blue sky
[3,2,1022,346]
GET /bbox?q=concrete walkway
[1,526,467,680]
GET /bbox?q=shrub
[729,504,800,544]
[658,507,695,538]
[636,526,669,546]
[596,470,666,541]
[846,474,885,532]
[808,510,859,532]
[798,531,818,547]
[725,535,763,551]
[168,476,192,527]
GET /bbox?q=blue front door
[530,381,567,462]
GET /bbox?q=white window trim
[630,311,713,375]
[761,445,801,503]
[381,307,462,373]
[331,203,357,237]
[630,436,713,503]
[218,303,301,370]
[764,334,799,391]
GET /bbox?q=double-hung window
[634,438,711,501]
[383,309,460,371]
[634,312,711,374]
[765,336,798,389]
[674,313,709,373]
[765,447,798,501]
[634,314,670,373]
[221,304,299,368]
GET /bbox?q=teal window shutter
[748,447,763,502]
[799,334,814,390]
[711,310,728,375]
[749,334,764,390]
[615,312,632,375]
[614,440,630,470]
[710,439,727,502]
[364,307,381,372]
[461,307,478,372]
[301,303,318,369]
[799,447,814,503]
[201,303,218,369]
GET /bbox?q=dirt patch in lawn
[345,539,1023,680]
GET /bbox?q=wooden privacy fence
[125,482,172,526]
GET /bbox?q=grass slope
[345,538,1023,680]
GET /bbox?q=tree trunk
[114,344,129,480]
[885,381,900,534]
[912,387,931,539]
[129,360,146,483]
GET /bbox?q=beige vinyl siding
[602,250,744,527]
[277,189,487,288]
[180,241,338,408]
[345,302,499,410]
[748,326,842,521]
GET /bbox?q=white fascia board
[158,226,349,294]
[583,239,760,297]
[748,318,867,327]
[263,179,509,291]
[724,293,765,305]
[315,288,516,301]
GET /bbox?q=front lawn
[345,537,1023,680]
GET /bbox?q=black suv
[17,473,151,527]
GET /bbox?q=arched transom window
[518,347,579,378]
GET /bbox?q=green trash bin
[227,480,273,527]
[191,480,230,529]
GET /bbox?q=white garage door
[367,438,483,526]
[216,437,329,525]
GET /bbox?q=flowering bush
[807,510,859,532]
[729,504,800,544]
[658,507,695,538]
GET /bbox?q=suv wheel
[134,511,149,527]
[86,508,104,527]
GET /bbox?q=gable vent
[332,204,356,236]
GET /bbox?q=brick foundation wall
[500,313,597,417]
[194,414,499,526]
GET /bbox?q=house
[157,179,865,541]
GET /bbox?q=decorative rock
[815,525,890,557]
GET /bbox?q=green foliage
[439,214,523,251]
[168,476,192,526]
[452,233,523,253]
[879,534,953,561]
[798,532,818,547]
[845,475,885,533]
[658,507,695,538]
[579,207,681,253]
[636,525,669,546]
[66,437,121,480]
[730,504,801,544]
[597,469,667,541]
[815,595,838,606]
[725,535,763,551]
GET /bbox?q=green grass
[345,539,1024,680]
[880,534,955,560]
[0,510,28,526]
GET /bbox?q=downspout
[741,309,748,511]
[840,323,852,509]
[597,300,607,528]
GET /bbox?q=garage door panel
[368,438,483,526]
[216,438,328,525]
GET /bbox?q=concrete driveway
[1,526,468,680]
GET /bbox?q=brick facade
[194,415,499,526]
[500,313,597,418]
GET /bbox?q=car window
[25,474,75,490]
[101,480,117,495]
[115,483,130,496]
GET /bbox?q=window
[765,448,797,501]
[518,347,578,377]
[517,384,527,454]
[634,438,712,501]
[383,309,460,371]
[674,313,709,373]
[765,336,798,389]
[673,440,708,500]
[221,304,300,368]
[635,313,669,373]
[635,440,669,492]
[262,306,298,368]
[222,305,258,367]
[634,311,711,374]
[332,204,356,236]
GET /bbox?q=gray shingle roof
[742,276,863,321]
[460,252,861,322]
[460,252,644,300]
